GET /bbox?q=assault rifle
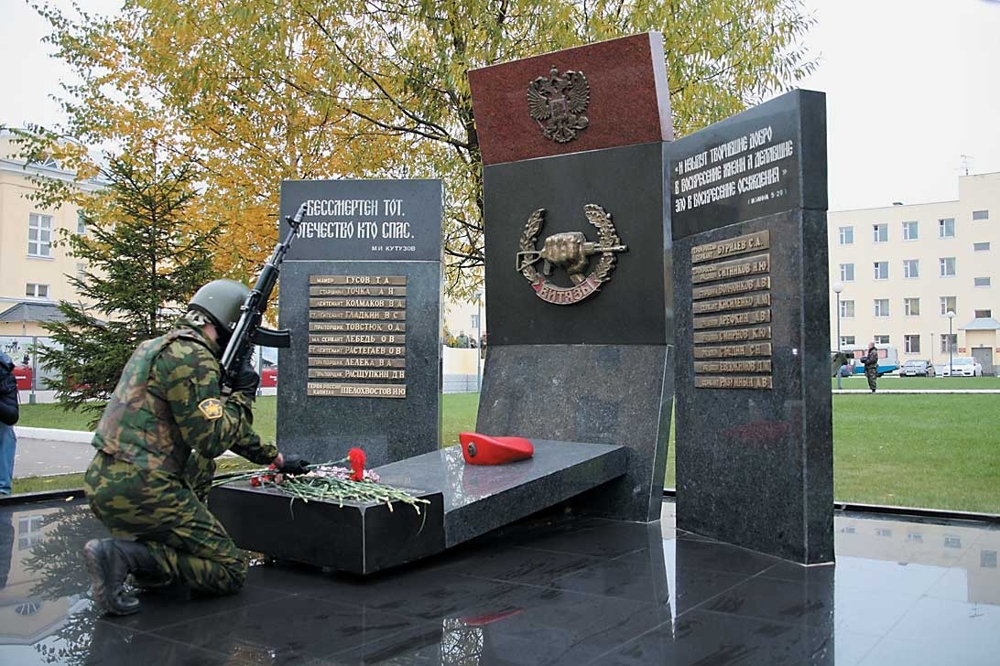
[220,202,306,390]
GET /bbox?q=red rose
[348,448,366,481]
[250,476,261,487]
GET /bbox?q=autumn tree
[29,0,814,296]
[38,150,217,421]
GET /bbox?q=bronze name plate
[308,334,406,345]
[690,231,773,390]
[691,230,769,264]
[307,383,407,398]
[691,254,770,284]
[308,321,407,333]
[309,286,407,297]
[307,274,409,398]
[310,309,406,321]
[310,275,407,285]
[309,357,406,368]
[308,369,406,380]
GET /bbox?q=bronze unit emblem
[516,204,627,305]
[527,67,590,143]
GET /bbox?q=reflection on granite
[1,498,998,665]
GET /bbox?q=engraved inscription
[308,275,409,398]
[692,292,771,314]
[694,343,772,359]
[311,275,407,285]
[307,383,407,398]
[692,254,770,284]
[695,376,773,389]
[692,230,769,264]
[691,231,774,390]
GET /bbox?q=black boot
[84,539,163,616]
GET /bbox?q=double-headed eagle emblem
[516,204,627,305]
[527,67,590,143]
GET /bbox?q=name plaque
[307,275,409,397]
[307,383,407,399]
[691,231,773,390]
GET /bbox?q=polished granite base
[1,498,997,665]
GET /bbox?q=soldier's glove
[278,455,310,475]
[231,357,260,399]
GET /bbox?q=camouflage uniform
[83,313,276,595]
[864,346,879,393]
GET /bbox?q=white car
[937,357,984,377]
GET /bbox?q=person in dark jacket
[864,343,880,393]
[0,352,18,496]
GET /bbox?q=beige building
[828,172,1000,374]
[0,131,99,337]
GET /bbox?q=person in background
[0,352,18,496]
[82,279,309,616]
[864,342,880,393]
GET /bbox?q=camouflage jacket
[92,316,277,474]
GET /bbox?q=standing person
[0,352,18,496]
[864,342,880,393]
[82,279,309,616]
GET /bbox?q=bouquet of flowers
[213,448,430,515]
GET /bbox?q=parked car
[937,357,984,377]
[900,359,935,377]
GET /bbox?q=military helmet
[188,279,249,341]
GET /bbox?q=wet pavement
[0,498,996,665]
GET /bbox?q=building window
[840,335,855,347]
[939,218,955,238]
[873,262,889,280]
[874,335,890,344]
[975,309,992,318]
[941,334,957,353]
[77,211,87,235]
[25,283,49,299]
[873,223,888,243]
[940,297,956,315]
[17,515,45,550]
[902,221,918,240]
[28,213,53,257]
[76,263,86,281]
[983,551,998,569]
[972,210,989,221]
[904,298,920,316]
[840,300,855,318]
[839,226,854,245]
[904,335,920,353]
[874,299,890,317]
[839,263,855,282]
[974,277,991,287]
[903,259,919,279]
[939,257,956,277]
[973,242,991,252]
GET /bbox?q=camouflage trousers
[83,450,247,596]
[865,366,878,392]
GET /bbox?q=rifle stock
[220,202,306,389]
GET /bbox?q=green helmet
[188,279,249,341]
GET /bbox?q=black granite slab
[275,260,442,467]
[668,88,833,564]
[482,142,670,347]
[208,484,445,575]
[211,440,626,573]
[476,344,671,523]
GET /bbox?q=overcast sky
[2,0,998,212]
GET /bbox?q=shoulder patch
[198,398,224,420]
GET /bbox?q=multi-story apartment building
[827,172,999,374]
[0,130,99,337]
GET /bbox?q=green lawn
[14,393,1000,513]
[833,375,1000,390]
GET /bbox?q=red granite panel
[469,32,673,166]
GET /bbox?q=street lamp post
[946,310,955,377]
[833,282,844,389]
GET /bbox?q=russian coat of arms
[515,204,627,305]
[527,67,590,143]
